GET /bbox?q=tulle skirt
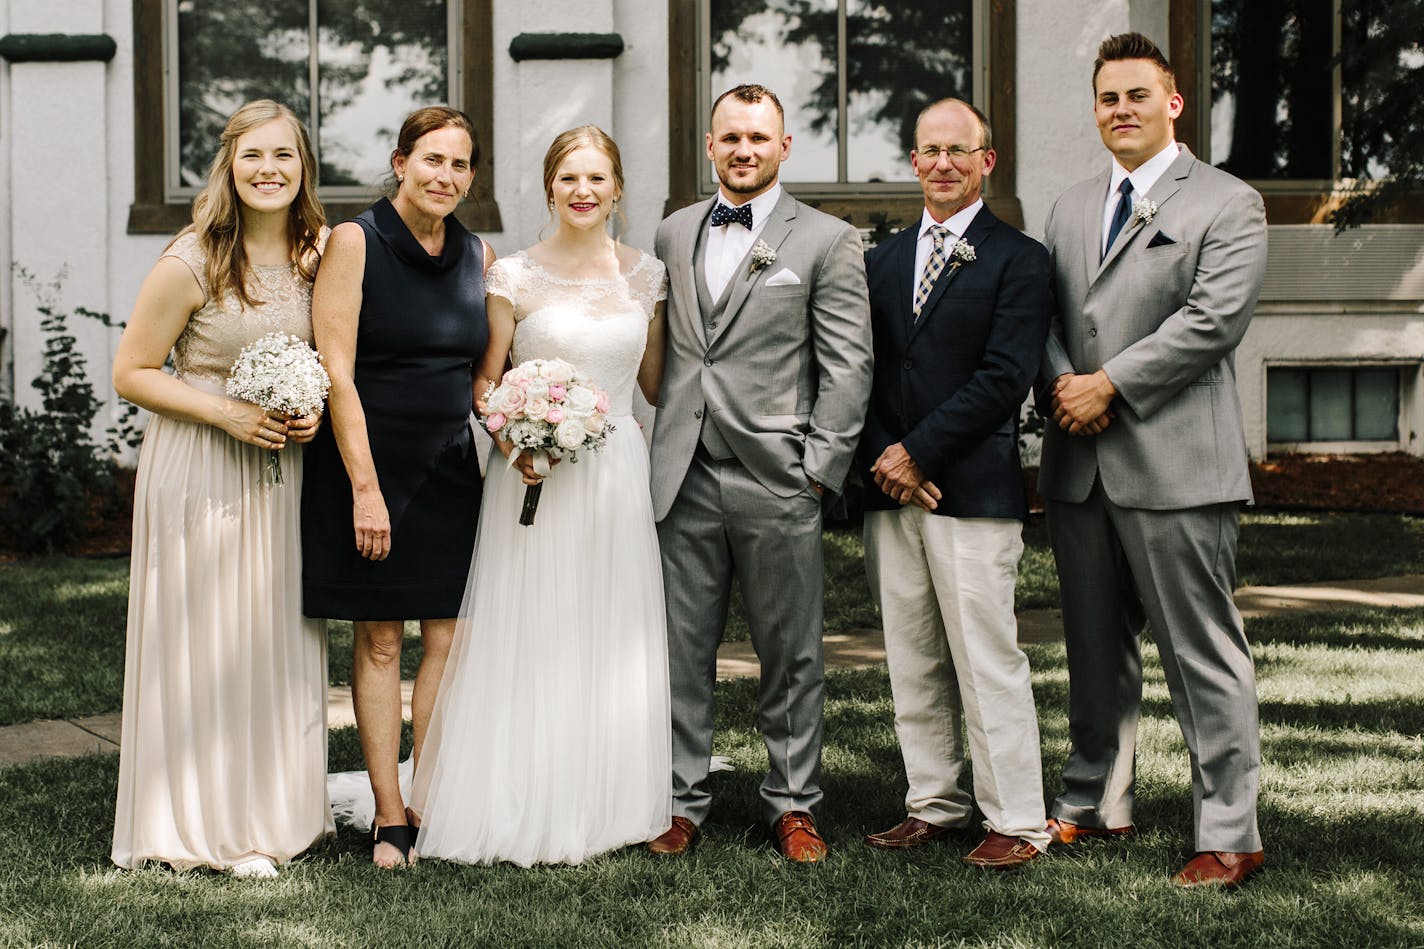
[112,412,332,870]
[408,417,672,866]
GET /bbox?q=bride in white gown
[405,125,671,865]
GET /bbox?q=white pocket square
[764,268,801,287]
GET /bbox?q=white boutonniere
[949,238,977,271]
[749,239,777,274]
[1130,199,1159,229]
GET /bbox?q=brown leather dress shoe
[647,816,698,856]
[774,811,828,863]
[1173,850,1265,888]
[963,831,1040,869]
[1045,817,1134,845]
[863,816,955,850]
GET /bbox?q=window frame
[1264,361,1405,451]
[128,0,502,235]
[666,0,1022,229]
[1170,0,1424,224]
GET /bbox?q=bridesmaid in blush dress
[111,100,331,878]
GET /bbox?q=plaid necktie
[1103,178,1134,260]
[913,225,952,320]
[709,202,753,228]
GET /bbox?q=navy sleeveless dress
[302,198,488,619]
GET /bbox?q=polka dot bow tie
[709,202,753,229]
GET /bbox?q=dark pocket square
[1146,231,1176,248]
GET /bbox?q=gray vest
[693,220,738,460]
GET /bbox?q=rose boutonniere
[948,238,977,271]
[749,239,777,274]
[1130,199,1159,229]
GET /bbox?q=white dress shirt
[912,198,983,302]
[1101,141,1179,257]
[704,184,783,300]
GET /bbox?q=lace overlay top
[162,230,326,386]
[486,250,667,416]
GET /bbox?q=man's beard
[718,162,777,195]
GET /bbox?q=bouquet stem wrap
[517,451,551,526]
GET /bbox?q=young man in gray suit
[1038,33,1269,888]
[647,84,873,862]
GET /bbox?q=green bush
[0,271,138,553]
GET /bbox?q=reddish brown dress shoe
[1045,817,1134,845]
[1173,850,1265,889]
[963,831,1040,869]
[647,816,698,856]
[774,811,828,863]
[863,816,955,850]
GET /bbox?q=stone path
[5,574,1424,770]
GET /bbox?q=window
[1267,366,1400,444]
[1171,0,1424,222]
[130,0,501,234]
[668,0,1021,229]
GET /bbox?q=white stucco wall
[488,0,668,258]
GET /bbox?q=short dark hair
[711,83,785,122]
[1092,32,1177,94]
[914,98,993,153]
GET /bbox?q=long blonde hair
[175,100,325,308]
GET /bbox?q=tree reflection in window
[174,0,449,192]
[708,0,973,186]
[1209,0,1420,183]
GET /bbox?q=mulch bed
[4,454,1423,562]
[1021,453,1424,517]
[1247,451,1424,514]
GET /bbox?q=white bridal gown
[407,250,672,865]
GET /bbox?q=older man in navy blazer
[859,98,1052,868]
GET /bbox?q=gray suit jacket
[1037,146,1268,510]
[650,190,873,520]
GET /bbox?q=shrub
[0,270,138,553]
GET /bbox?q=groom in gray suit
[1038,33,1268,888]
[647,84,872,862]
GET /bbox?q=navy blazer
[857,206,1051,519]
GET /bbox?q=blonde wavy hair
[174,100,325,308]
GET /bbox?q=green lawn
[4,605,1423,946]
[4,510,1424,724]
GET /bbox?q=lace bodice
[163,231,323,385]
[486,250,667,416]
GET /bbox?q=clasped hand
[870,443,941,512]
[222,400,322,450]
[494,436,562,486]
[1050,371,1116,436]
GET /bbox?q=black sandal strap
[373,823,417,864]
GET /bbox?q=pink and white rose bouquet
[481,358,613,524]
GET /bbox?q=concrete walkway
[5,573,1424,770]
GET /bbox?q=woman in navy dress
[302,106,492,868]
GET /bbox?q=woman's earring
[612,197,621,211]
[397,174,404,183]
[548,198,556,211]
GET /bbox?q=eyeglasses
[917,145,988,162]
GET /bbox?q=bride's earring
[397,174,404,183]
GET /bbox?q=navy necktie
[1103,178,1134,260]
[710,202,753,229]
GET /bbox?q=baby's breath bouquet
[226,332,330,485]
